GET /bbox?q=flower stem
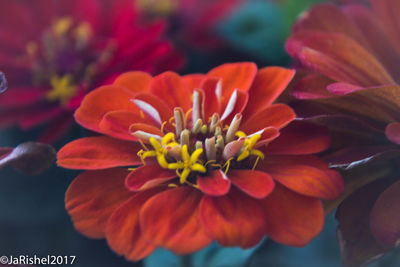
[180,254,192,267]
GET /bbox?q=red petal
[182,74,205,90]
[292,74,334,99]
[385,122,400,144]
[133,92,174,127]
[140,187,212,254]
[99,111,150,141]
[129,123,164,137]
[75,85,138,133]
[207,62,257,106]
[105,188,165,261]
[197,170,231,196]
[258,155,344,200]
[125,163,176,191]
[292,3,368,45]
[228,170,274,199]
[150,71,192,111]
[65,168,132,238]
[240,104,295,134]
[264,121,330,155]
[370,180,400,248]
[201,77,222,118]
[57,136,142,170]
[243,67,295,119]
[113,71,152,93]
[372,0,400,55]
[199,188,266,248]
[0,87,45,108]
[286,32,394,87]
[260,183,324,246]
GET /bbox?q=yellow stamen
[160,121,167,133]
[46,74,77,106]
[167,145,206,184]
[184,108,192,124]
[236,133,265,162]
[223,157,234,174]
[53,17,73,36]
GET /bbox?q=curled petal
[99,110,150,141]
[125,163,176,191]
[75,85,138,132]
[228,170,274,199]
[197,170,231,196]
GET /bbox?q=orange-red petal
[207,62,257,105]
[57,136,142,170]
[228,170,275,199]
[258,155,344,200]
[113,71,152,93]
[74,85,138,133]
[240,104,296,134]
[197,170,231,196]
[99,110,149,141]
[199,188,266,248]
[150,71,192,111]
[125,163,176,191]
[105,188,165,261]
[264,121,330,155]
[140,187,212,254]
[260,183,324,246]
[243,67,295,119]
[65,168,132,239]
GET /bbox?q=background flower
[0,0,183,143]
[286,0,400,265]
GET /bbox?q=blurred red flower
[0,0,183,143]
[286,0,400,265]
[135,0,242,49]
[57,62,343,261]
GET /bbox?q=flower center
[133,91,265,187]
[26,17,115,106]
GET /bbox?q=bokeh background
[1,0,400,266]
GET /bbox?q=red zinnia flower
[0,0,183,142]
[57,62,343,261]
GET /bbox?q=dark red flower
[57,62,343,261]
[0,0,183,142]
[286,0,400,265]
